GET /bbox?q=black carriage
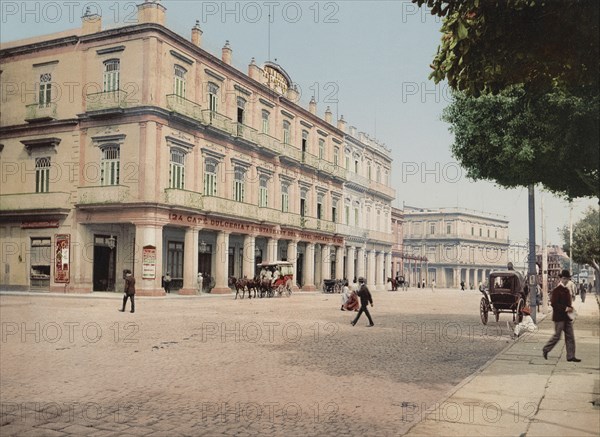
[479,271,528,325]
[322,279,343,293]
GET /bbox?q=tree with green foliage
[412,0,599,96]
[442,86,599,199]
[561,207,600,290]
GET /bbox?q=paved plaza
[1,288,597,436]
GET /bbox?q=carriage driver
[272,266,281,284]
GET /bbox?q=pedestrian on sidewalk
[579,280,587,303]
[508,307,537,339]
[351,277,374,327]
[542,270,581,362]
[566,275,577,301]
[163,272,172,294]
[197,272,204,294]
[460,280,465,291]
[120,270,135,313]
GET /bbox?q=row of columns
[133,223,392,295]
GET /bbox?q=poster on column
[54,234,70,283]
[142,245,156,279]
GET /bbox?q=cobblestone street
[1,289,513,436]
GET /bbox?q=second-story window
[262,110,270,134]
[331,198,338,223]
[316,193,323,219]
[354,205,359,226]
[35,157,50,193]
[301,131,308,154]
[430,223,435,235]
[204,159,218,196]
[376,165,381,183]
[300,188,308,217]
[319,139,325,159]
[376,210,381,231]
[367,161,372,180]
[169,148,185,189]
[345,204,350,225]
[282,120,291,144]
[208,82,219,113]
[174,65,186,98]
[495,230,498,238]
[233,166,246,202]
[103,60,120,93]
[38,73,52,107]
[259,176,268,207]
[471,226,474,236]
[101,145,120,186]
[447,224,451,234]
[281,183,289,212]
[354,160,359,173]
[333,146,339,166]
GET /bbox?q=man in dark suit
[542,270,580,362]
[351,277,374,327]
[120,270,136,313]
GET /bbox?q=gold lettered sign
[54,234,70,283]
[263,65,290,95]
[142,245,156,279]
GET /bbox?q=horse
[229,277,251,299]
[387,277,397,291]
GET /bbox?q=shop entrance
[93,235,116,291]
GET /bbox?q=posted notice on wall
[55,234,70,283]
[142,245,156,279]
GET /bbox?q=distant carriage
[322,279,343,293]
[479,271,528,325]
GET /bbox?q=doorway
[93,235,116,291]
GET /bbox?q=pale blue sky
[1,0,596,244]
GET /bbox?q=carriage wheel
[515,298,525,324]
[495,311,500,322]
[480,298,489,325]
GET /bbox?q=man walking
[351,277,374,327]
[120,270,135,313]
[542,270,580,362]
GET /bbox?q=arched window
[35,157,51,192]
[101,145,120,186]
[259,175,269,207]
[233,166,246,202]
[208,82,219,113]
[204,159,218,196]
[282,120,291,144]
[169,148,186,189]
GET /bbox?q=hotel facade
[0,1,395,295]
[402,206,510,288]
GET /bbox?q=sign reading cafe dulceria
[169,213,343,245]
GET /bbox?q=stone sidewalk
[404,294,600,437]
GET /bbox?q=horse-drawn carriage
[231,261,294,299]
[479,270,528,325]
[322,279,344,293]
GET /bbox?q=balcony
[77,185,131,205]
[368,180,396,200]
[0,192,70,214]
[257,133,284,155]
[203,196,261,221]
[86,90,128,113]
[369,229,393,243]
[202,110,235,135]
[25,103,57,122]
[166,94,204,123]
[233,123,260,145]
[346,171,371,189]
[336,223,369,239]
[164,189,203,209]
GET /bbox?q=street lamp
[199,240,208,253]
[107,235,116,250]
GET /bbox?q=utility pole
[541,195,548,314]
[569,201,573,274]
[527,185,538,323]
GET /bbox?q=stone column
[242,234,256,279]
[346,246,356,281]
[134,223,164,296]
[267,237,278,263]
[302,243,316,291]
[180,227,199,295]
[376,251,385,291]
[454,268,460,288]
[315,244,323,287]
[212,231,230,294]
[385,251,392,289]
[367,250,376,288]
[287,240,299,291]
[335,246,344,280]
[356,246,365,280]
[322,245,332,282]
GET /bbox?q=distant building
[508,241,529,275]
[402,206,509,288]
[536,245,569,290]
